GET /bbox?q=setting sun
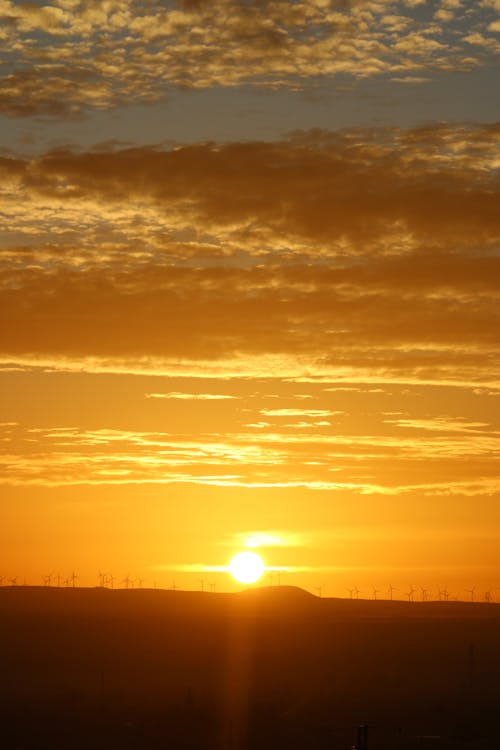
[229,551,265,584]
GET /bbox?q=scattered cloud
[1,416,498,494]
[0,0,497,117]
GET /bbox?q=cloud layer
[1,0,499,116]
[1,123,499,387]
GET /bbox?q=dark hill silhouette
[1,586,499,749]
[237,584,315,599]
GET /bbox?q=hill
[1,585,499,749]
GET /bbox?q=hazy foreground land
[1,585,499,749]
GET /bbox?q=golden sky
[1,0,499,599]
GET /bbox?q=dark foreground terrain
[1,585,499,749]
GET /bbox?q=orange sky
[1,0,499,600]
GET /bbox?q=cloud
[260,409,341,417]
[1,418,498,494]
[0,0,497,116]
[384,416,495,434]
[0,124,499,389]
[218,530,305,549]
[145,392,238,400]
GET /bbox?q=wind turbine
[440,586,449,602]
[43,573,53,587]
[122,574,132,589]
[484,590,492,603]
[354,586,360,600]
[347,587,355,600]
[465,586,475,602]
[314,586,323,598]
[0,576,4,586]
[70,572,78,587]
[420,587,429,602]
[10,577,17,586]
[388,584,397,601]
[172,580,177,591]
[372,586,379,601]
[199,579,205,592]
[405,586,415,602]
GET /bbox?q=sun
[229,551,265,584]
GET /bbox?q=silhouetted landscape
[1,585,499,749]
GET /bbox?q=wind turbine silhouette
[388,584,397,601]
[484,589,492,603]
[0,576,4,586]
[439,586,449,602]
[10,577,17,586]
[122,574,132,589]
[347,588,355,600]
[43,573,53,587]
[314,586,323,598]
[70,572,78,587]
[405,586,415,602]
[199,579,205,592]
[172,580,177,591]
[420,587,429,602]
[466,586,475,602]
[372,586,379,601]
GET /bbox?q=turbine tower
[465,586,475,602]
[405,586,415,602]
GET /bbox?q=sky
[1,0,499,600]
